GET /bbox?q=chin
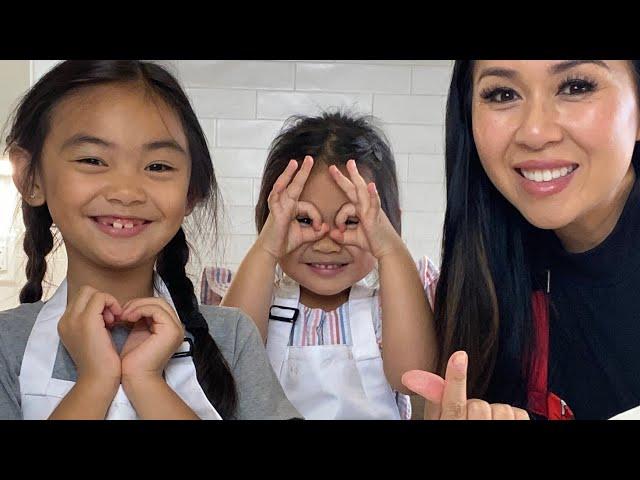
[520,209,574,231]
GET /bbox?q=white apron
[265,272,400,420]
[19,275,222,420]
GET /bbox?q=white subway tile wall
[3,60,452,310]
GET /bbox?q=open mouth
[305,262,349,276]
[91,216,151,237]
[306,263,349,270]
[516,164,579,183]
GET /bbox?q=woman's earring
[29,193,36,199]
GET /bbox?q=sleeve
[415,255,440,310]
[200,266,234,306]
[231,311,302,420]
[0,326,23,420]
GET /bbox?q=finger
[368,182,382,213]
[85,292,122,324]
[490,404,516,420]
[300,222,330,244]
[401,370,445,420]
[121,298,180,327]
[285,155,314,200]
[466,399,492,420]
[328,165,358,204]
[440,351,468,420]
[103,307,115,327]
[513,408,530,420]
[296,200,324,231]
[346,159,371,209]
[334,203,357,233]
[271,159,299,195]
[119,305,176,333]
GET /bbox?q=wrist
[253,238,282,264]
[375,236,410,262]
[75,374,120,399]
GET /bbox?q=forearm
[220,242,278,342]
[49,377,119,420]
[122,376,199,420]
[379,244,437,393]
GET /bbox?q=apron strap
[267,279,300,377]
[527,290,575,420]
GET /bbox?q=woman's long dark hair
[5,60,238,418]
[436,60,640,405]
[255,111,401,235]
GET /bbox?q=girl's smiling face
[279,163,376,298]
[31,82,192,273]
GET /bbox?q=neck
[555,167,636,253]
[299,286,350,311]
[65,251,156,307]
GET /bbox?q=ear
[9,146,46,207]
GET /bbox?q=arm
[220,233,280,342]
[221,156,327,342]
[378,245,437,394]
[49,377,119,420]
[328,160,437,394]
[121,376,199,420]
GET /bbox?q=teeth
[521,165,576,183]
[124,223,134,229]
[311,263,342,270]
[113,222,123,229]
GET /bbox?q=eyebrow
[60,134,114,152]
[60,134,186,155]
[476,60,610,83]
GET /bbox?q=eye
[558,77,597,96]
[77,157,106,166]
[345,217,359,228]
[146,163,174,172]
[479,86,520,104]
[296,216,313,226]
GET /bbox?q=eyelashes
[479,74,599,104]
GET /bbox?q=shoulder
[0,302,43,358]
[198,304,259,364]
[0,302,44,383]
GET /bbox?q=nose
[103,172,147,206]
[312,233,341,254]
[514,96,563,150]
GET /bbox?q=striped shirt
[200,255,439,420]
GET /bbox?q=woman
[403,60,640,420]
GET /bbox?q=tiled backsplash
[0,60,452,310]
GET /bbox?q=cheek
[346,247,376,273]
[473,112,511,176]
[565,99,639,164]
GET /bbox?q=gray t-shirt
[0,302,301,420]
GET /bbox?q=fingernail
[453,351,467,373]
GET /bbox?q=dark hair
[436,60,640,405]
[255,111,401,235]
[5,60,238,418]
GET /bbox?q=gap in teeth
[521,165,576,182]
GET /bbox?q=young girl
[0,60,300,420]
[218,112,439,419]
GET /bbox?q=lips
[91,215,151,238]
[93,216,148,229]
[305,262,349,277]
[512,160,580,198]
